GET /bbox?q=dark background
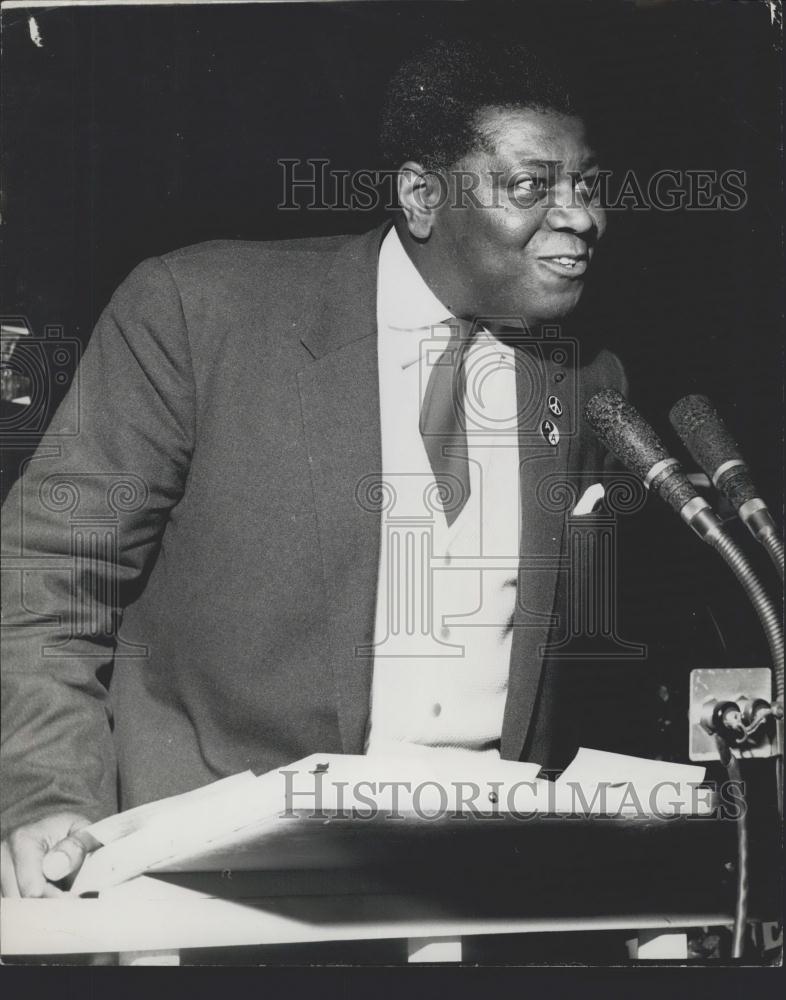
[2,0,782,459]
[1,0,783,762]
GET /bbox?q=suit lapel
[501,338,575,761]
[296,223,390,754]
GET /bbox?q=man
[1,37,625,898]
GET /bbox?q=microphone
[584,387,783,708]
[584,389,721,541]
[669,395,783,579]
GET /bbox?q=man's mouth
[538,253,589,277]
[547,255,583,268]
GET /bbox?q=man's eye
[514,176,547,194]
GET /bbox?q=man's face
[423,107,605,327]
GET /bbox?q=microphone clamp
[679,497,723,541]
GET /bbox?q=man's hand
[1,813,93,897]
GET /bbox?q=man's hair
[379,37,576,172]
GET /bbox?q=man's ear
[397,161,446,239]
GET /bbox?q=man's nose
[545,182,598,235]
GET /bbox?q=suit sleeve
[1,257,196,835]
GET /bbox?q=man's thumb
[42,833,89,882]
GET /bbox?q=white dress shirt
[364,227,521,761]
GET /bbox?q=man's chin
[525,292,583,327]
[466,291,582,330]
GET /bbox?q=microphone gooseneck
[760,532,784,582]
[669,394,784,581]
[585,389,784,702]
[705,528,784,705]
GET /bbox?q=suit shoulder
[160,234,354,281]
[584,347,628,394]
[149,235,361,310]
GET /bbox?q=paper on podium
[84,770,260,846]
[71,754,541,894]
[557,748,704,788]
[70,750,709,896]
[553,748,709,816]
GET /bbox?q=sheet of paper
[553,748,710,816]
[72,768,286,894]
[276,752,543,814]
[556,748,705,787]
[83,770,259,846]
[71,754,544,893]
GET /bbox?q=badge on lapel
[541,418,560,446]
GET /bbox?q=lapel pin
[541,419,560,446]
[547,395,563,417]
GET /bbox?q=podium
[2,809,779,964]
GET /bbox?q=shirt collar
[377,227,454,368]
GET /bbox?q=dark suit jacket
[1,222,628,833]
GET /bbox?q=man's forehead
[473,105,594,167]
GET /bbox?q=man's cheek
[500,212,541,245]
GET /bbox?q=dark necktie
[419,322,474,526]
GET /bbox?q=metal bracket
[689,667,779,761]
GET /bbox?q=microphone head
[669,394,758,510]
[585,388,700,515]
[669,395,744,476]
[584,389,669,481]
